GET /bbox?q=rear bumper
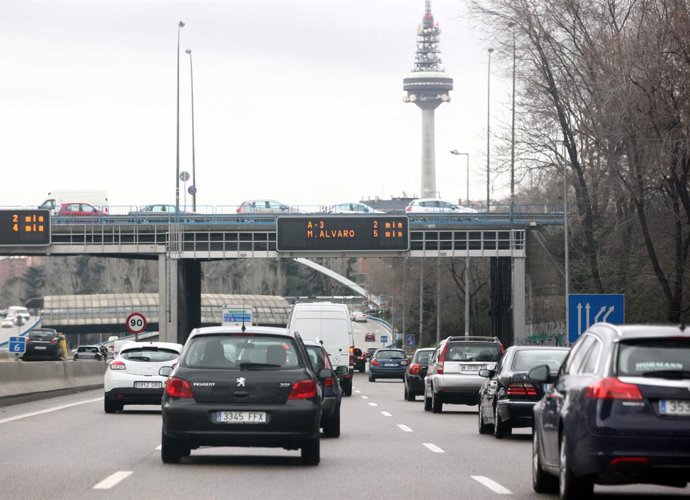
[496,400,536,427]
[370,366,406,378]
[105,387,164,405]
[431,375,484,404]
[405,374,425,393]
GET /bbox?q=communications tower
[403,0,453,199]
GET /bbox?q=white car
[328,202,383,214]
[352,311,368,322]
[104,341,183,413]
[1,317,16,328]
[405,198,478,214]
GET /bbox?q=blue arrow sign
[9,336,26,354]
[568,294,624,343]
[405,334,416,347]
[380,335,388,344]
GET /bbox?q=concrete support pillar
[512,257,526,343]
[421,107,436,198]
[157,255,202,345]
[158,254,172,343]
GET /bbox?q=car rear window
[617,338,690,377]
[306,346,326,371]
[78,347,99,353]
[29,332,55,340]
[512,349,568,372]
[120,347,180,362]
[446,343,500,362]
[413,350,433,364]
[375,350,405,360]
[181,334,302,370]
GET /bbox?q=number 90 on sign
[126,313,147,334]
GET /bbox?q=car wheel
[493,405,511,439]
[301,438,320,466]
[103,397,122,414]
[424,387,432,411]
[323,411,340,438]
[161,431,183,464]
[478,405,492,434]
[559,434,593,499]
[368,373,376,382]
[404,384,415,402]
[341,379,352,396]
[431,388,443,413]
[532,430,558,493]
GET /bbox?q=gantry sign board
[276,216,409,252]
[568,293,625,343]
[0,210,50,246]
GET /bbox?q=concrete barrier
[0,355,106,400]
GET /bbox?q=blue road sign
[380,335,388,344]
[568,294,624,343]
[405,334,416,347]
[9,336,26,354]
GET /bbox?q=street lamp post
[509,23,516,223]
[486,48,494,213]
[185,49,197,212]
[449,150,469,205]
[175,21,185,219]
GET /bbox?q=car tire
[301,438,320,466]
[404,384,416,402]
[161,431,183,464]
[104,397,122,414]
[559,434,593,499]
[424,387,432,411]
[493,405,511,439]
[368,373,376,382]
[323,411,340,438]
[478,406,492,434]
[532,430,558,493]
[431,389,443,413]
[341,379,352,396]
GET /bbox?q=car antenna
[241,297,247,333]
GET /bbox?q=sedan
[352,311,368,323]
[73,345,104,361]
[160,326,322,465]
[237,199,290,214]
[128,204,190,222]
[477,345,569,438]
[352,347,366,373]
[328,202,382,214]
[405,198,478,214]
[403,347,435,401]
[369,348,408,382]
[22,328,63,360]
[531,323,690,498]
[104,341,183,413]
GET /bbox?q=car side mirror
[478,368,495,378]
[318,368,332,379]
[334,365,349,376]
[528,364,553,383]
[159,366,174,377]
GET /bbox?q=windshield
[181,334,302,370]
[375,350,405,360]
[617,338,690,377]
[29,331,56,340]
[512,349,568,372]
[446,343,500,362]
[413,350,433,364]
[121,347,180,362]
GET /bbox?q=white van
[39,190,109,215]
[287,302,354,396]
[7,306,30,322]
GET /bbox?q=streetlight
[175,21,185,219]
[449,150,469,205]
[185,48,197,212]
[508,23,516,223]
[486,48,494,213]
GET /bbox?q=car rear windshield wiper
[239,362,282,370]
[639,370,690,379]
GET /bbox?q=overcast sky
[0,0,513,212]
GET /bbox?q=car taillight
[585,377,643,400]
[406,206,412,212]
[506,382,537,396]
[371,359,380,366]
[323,377,334,387]
[166,377,194,398]
[237,207,243,213]
[349,345,355,365]
[410,363,421,375]
[109,361,126,370]
[438,345,448,374]
[288,379,317,399]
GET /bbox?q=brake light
[237,206,243,213]
[410,363,421,375]
[406,206,412,212]
[610,457,649,465]
[166,377,194,398]
[349,345,355,366]
[109,361,126,370]
[438,344,449,374]
[506,382,537,396]
[371,359,380,366]
[288,379,317,399]
[585,378,643,400]
[323,377,334,387]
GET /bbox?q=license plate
[133,381,162,389]
[215,411,267,424]
[659,400,690,416]
[461,364,481,371]
[34,346,46,350]
[385,363,398,367]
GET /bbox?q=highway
[1,374,688,499]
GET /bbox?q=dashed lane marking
[355,390,361,394]
[155,445,162,450]
[368,402,378,407]
[471,476,512,495]
[0,397,102,425]
[361,396,368,399]
[93,471,133,490]
[380,411,392,417]
[422,443,444,453]
[398,424,413,432]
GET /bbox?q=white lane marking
[398,424,413,432]
[0,397,102,425]
[471,476,512,495]
[355,390,361,394]
[423,442,444,453]
[380,411,392,417]
[368,402,378,407]
[361,396,368,399]
[155,445,162,450]
[93,471,133,490]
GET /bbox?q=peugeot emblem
[237,377,246,387]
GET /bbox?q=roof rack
[444,335,500,342]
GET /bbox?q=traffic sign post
[405,334,416,348]
[125,312,148,341]
[568,294,624,343]
[9,336,26,356]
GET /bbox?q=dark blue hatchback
[369,348,408,382]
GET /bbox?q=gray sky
[0,0,512,212]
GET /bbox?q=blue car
[304,341,344,438]
[530,323,690,499]
[369,348,408,382]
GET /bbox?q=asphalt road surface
[0,372,688,499]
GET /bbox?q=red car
[57,202,105,217]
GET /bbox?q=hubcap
[559,438,566,496]
[532,433,539,483]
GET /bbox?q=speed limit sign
[126,312,147,334]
